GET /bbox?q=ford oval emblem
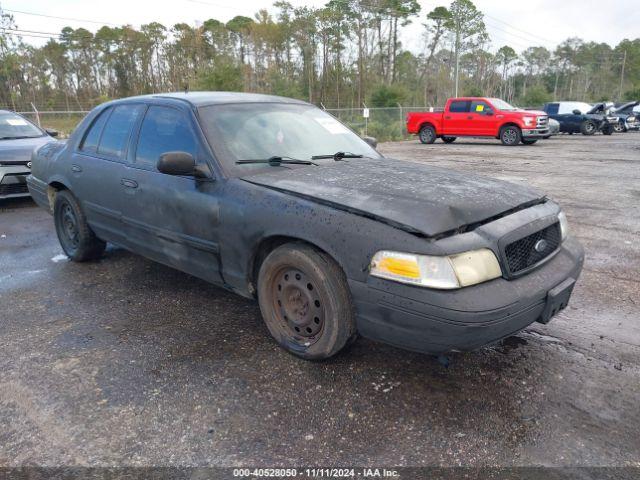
[534,239,548,253]
[27,161,32,169]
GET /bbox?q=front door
[119,105,223,285]
[468,100,496,135]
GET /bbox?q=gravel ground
[0,133,638,469]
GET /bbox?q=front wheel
[53,190,106,261]
[613,122,625,133]
[257,243,356,360]
[500,125,521,146]
[521,138,538,145]
[418,125,436,144]
[580,120,596,135]
[442,136,456,144]
[602,124,614,135]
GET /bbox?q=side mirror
[485,110,494,116]
[363,136,378,149]
[157,151,197,176]
[45,128,59,137]
[572,109,582,115]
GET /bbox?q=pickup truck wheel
[442,136,456,144]
[500,125,521,146]
[257,243,356,360]
[580,120,596,135]
[53,190,106,261]
[418,125,436,144]
[521,138,537,145]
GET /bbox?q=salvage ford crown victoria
[27,92,584,360]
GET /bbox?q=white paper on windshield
[314,116,350,134]
[6,119,29,126]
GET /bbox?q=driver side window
[470,100,492,115]
[135,106,198,170]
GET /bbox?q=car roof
[104,91,310,108]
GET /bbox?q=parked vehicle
[0,110,58,199]
[542,101,618,135]
[545,118,560,137]
[407,97,550,146]
[28,92,584,360]
[611,101,640,132]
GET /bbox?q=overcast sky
[4,0,640,53]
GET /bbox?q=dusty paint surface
[0,134,638,467]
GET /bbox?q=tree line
[1,0,639,112]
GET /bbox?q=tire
[257,243,356,360]
[500,125,521,146]
[521,138,538,145]
[602,124,614,135]
[53,190,106,261]
[580,120,596,135]
[613,122,624,133]
[442,136,456,144]
[418,125,436,144]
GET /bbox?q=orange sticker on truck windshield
[475,104,484,112]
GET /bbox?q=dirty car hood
[241,159,545,237]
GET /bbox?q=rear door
[442,100,471,135]
[69,104,144,243]
[119,104,223,284]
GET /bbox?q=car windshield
[488,98,518,111]
[0,112,43,139]
[198,102,381,176]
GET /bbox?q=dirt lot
[1,133,639,469]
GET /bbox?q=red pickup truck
[406,97,550,146]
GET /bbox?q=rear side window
[545,104,559,115]
[80,108,110,153]
[449,101,469,113]
[135,106,198,169]
[97,104,145,159]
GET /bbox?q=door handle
[444,116,451,120]
[71,164,82,173]
[467,116,474,120]
[121,178,138,189]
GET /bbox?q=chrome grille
[536,115,549,128]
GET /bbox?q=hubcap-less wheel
[419,126,435,144]
[272,267,324,345]
[60,202,80,251]
[584,122,595,134]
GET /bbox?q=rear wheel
[500,125,521,146]
[418,125,436,144]
[521,138,538,145]
[257,243,356,360]
[442,136,456,144]
[53,190,106,261]
[580,120,596,135]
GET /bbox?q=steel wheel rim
[503,128,517,144]
[271,267,324,345]
[61,202,80,249]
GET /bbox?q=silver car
[0,110,58,199]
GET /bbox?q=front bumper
[0,165,31,199]
[349,236,584,354]
[522,128,550,138]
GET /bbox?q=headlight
[369,249,502,289]
[558,211,569,241]
[523,117,535,127]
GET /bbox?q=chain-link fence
[9,105,437,142]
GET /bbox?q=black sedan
[27,92,584,360]
[542,101,618,135]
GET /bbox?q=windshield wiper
[236,156,317,166]
[311,151,364,161]
[0,135,39,140]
